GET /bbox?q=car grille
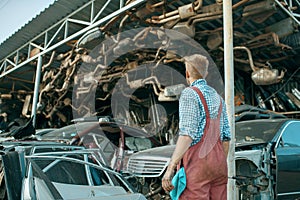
[127,157,168,177]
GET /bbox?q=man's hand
[162,168,175,192]
[162,135,192,192]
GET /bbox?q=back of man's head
[184,54,209,79]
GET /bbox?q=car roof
[236,118,294,125]
[40,121,154,140]
[235,104,287,122]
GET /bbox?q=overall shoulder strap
[190,86,211,140]
[191,86,210,120]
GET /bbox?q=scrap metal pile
[1,0,300,132]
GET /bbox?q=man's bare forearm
[167,135,192,171]
[222,141,230,157]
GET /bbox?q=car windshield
[40,122,155,151]
[32,153,112,186]
[235,120,285,145]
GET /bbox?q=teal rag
[170,167,186,200]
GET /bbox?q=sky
[0,0,55,44]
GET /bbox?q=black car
[235,118,300,200]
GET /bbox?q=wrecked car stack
[0,141,146,200]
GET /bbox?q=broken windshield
[235,119,286,145]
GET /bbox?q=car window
[37,159,89,185]
[280,122,300,147]
[235,120,283,144]
[125,137,152,151]
[34,154,113,186]
[103,142,115,153]
[83,134,115,153]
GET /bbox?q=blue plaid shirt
[179,79,231,146]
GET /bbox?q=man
[162,54,231,199]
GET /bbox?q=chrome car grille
[127,157,168,177]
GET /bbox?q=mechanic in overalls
[162,54,231,200]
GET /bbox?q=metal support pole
[223,0,236,199]
[31,55,43,128]
[120,0,124,8]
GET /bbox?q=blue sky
[0,0,55,44]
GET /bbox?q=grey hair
[184,54,209,79]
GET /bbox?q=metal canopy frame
[0,0,146,79]
[274,0,300,25]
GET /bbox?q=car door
[275,121,300,199]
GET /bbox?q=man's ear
[203,71,208,79]
[185,70,190,78]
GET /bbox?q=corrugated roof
[0,0,148,92]
[0,0,91,60]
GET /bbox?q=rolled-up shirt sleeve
[178,89,202,141]
[221,98,231,141]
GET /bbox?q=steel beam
[223,0,236,199]
[31,55,43,127]
[0,0,147,78]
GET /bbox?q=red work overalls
[179,87,228,200]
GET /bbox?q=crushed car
[0,141,146,200]
[35,119,162,172]
[125,117,300,200]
